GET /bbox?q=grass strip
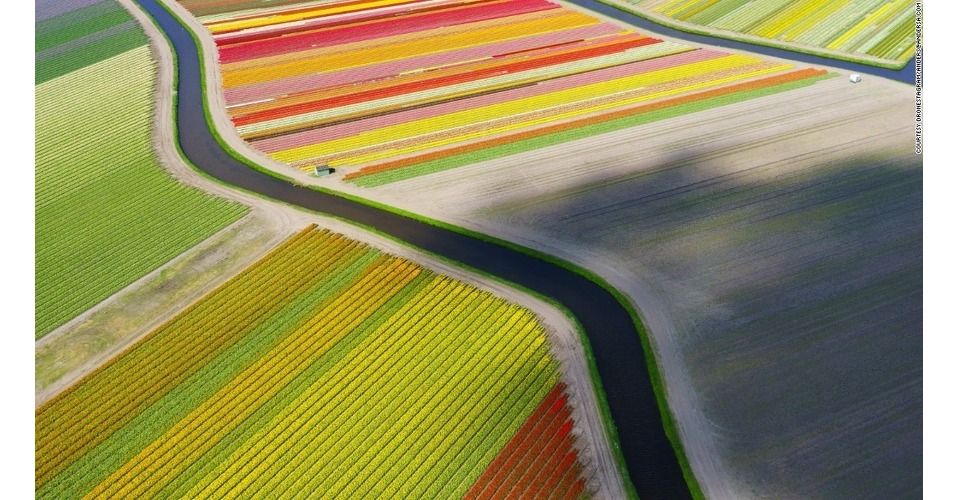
[35,33,248,338]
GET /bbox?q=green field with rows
[35,0,247,338]
[625,0,916,67]
[36,0,150,84]
[35,226,590,498]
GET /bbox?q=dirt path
[171,0,913,197]
[148,0,820,495]
[316,7,915,498]
[35,210,286,406]
[35,0,301,407]
[158,2,629,493]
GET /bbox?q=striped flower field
[178,0,829,185]
[632,0,916,66]
[36,225,592,499]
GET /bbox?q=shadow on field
[489,143,922,499]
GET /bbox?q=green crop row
[36,5,132,53]
[616,0,915,68]
[90,254,415,498]
[35,0,149,85]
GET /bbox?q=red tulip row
[217,0,558,63]
[465,381,589,499]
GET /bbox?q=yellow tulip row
[826,1,901,50]
[37,227,350,487]
[183,280,555,497]
[234,40,691,137]
[649,0,915,61]
[181,274,462,497]
[754,0,835,39]
[207,0,422,34]
[217,7,567,74]
[398,340,557,497]
[276,54,788,166]
[40,226,569,497]
[87,255,421,498]
[275,289,507,496]
[222,282,493,497]
[312,60,787,168]
[193,277,482,496]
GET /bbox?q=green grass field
[35,1,247,338]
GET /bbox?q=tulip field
[35,0,248,338]
[628,0,916,65]
[178,0,826,185]
[36,226,592,498]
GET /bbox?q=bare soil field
[349,74,922,498]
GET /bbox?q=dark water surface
[133,0,693,497]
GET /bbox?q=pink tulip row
[222,22,624,105]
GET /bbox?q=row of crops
[637,0,916,64]
[177,0,826,186]
[36,226,592,498]
[35,0,248,338]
